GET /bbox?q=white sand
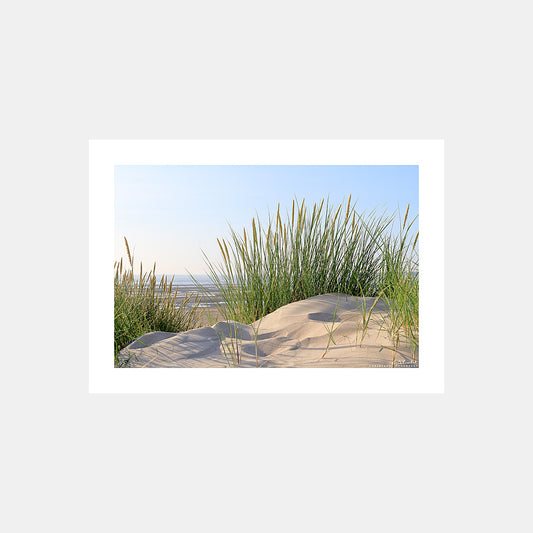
[117,293,418,368]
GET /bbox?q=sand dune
[117,294,418,368]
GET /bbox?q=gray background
[1,1,531,532]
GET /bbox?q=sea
[132,274,225,308]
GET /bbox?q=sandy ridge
[118,294,418,368]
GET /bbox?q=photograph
[89,139,443,393]
[114,164,419,369]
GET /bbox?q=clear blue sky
[115,165,418,274]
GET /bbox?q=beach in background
[137,274,224,307]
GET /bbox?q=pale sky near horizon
[115,165,418,275]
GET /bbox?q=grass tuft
[200,197,419,360]
[114,237,201,365]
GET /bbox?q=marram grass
[199,196,419,357]
[114,237,200,364]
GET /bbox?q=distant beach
[141,274,225,307]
